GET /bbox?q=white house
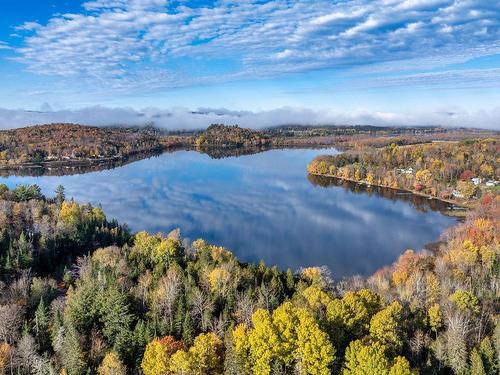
[471,177,482,185]
[397,167,414,175]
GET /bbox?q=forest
[0,124,163,165]
[195,125,271,149]
[307,139,499,202]
[0,123,497,172]
[0,180,497,375]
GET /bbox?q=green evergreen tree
[34,298,50,350]
[478,337,497,375]
[182,314,193,346]
[97,287,133,347]
[61,323,86,375]
[55,185,66,206]
[470,348,486,375]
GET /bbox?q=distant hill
[195,124,271,148]
[0,123,162,165]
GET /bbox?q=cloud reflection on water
[0,149,457,278]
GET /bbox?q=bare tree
[0,304,22,344]
[15,334,38,375]
[258,282,277,311]
[136,270,152,309]
[190,287,213,331]
[235,292,255,328]
[209,314,228,338]
[0,304,23,375]
[155,267,182,331]
[7,272,31,302]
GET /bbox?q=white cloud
[12,0,500,89]
[15,21,42,31]
[366,68,500,89]
[0,105,498,130]
[0,41,11,50]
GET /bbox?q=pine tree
[97,287,133,347]
[285,268,295,295]
[470,348,486,375]
[55,185,66,206]
[446,318,468,375]
[478,337,496,375]
[61,323,86,375]
[182,314,193,346]
[34,298,50,350]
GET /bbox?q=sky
[0,0,499,129]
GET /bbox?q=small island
[195,124,271,149]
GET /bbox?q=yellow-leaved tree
[343,340,416,375]
[141,336,184,375]
[233,302,335,375]
[169,332,223,375]
[343,340,389,375]
[97,352,126,375]
[326,289,383,346]
[369,301,405,354]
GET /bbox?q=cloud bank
[11,0,500,89]
[0,106,498,130]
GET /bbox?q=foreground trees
[231,302,334,374]
[0,184,498,374]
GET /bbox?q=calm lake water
[0,149,457,277]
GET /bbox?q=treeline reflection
[0,150,166,177]
[307,174,458,214]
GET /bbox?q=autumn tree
[369,301,405,354]
[141,336,184,375]
[169,332,223,375]
[97,352,127,375]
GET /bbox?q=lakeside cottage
[398,167,414,175]
[471,177,482,185]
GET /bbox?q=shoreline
[308,172,472,213]
[0,146,185,171]
[0,143,338,172]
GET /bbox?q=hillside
[308,138,500,204]
[0,123,163,165]
[0,183,497,374]
[195,124,271,148]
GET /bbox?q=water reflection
[0,149,457,278]
[308,174,455,214]
[0,150,165,177]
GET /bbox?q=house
[486,180,498,187]
[452,190,463,198]
[397,167,414,175]
[471,177,481,186]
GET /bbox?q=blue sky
[0,0,499,129]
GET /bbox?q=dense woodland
[195,125,271,149]
[0,181,497,375]
[0,124,162,164]
[0,124,498,374]
[0,123,496,170]
[308,139,499,201]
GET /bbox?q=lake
[0,148,457,278]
